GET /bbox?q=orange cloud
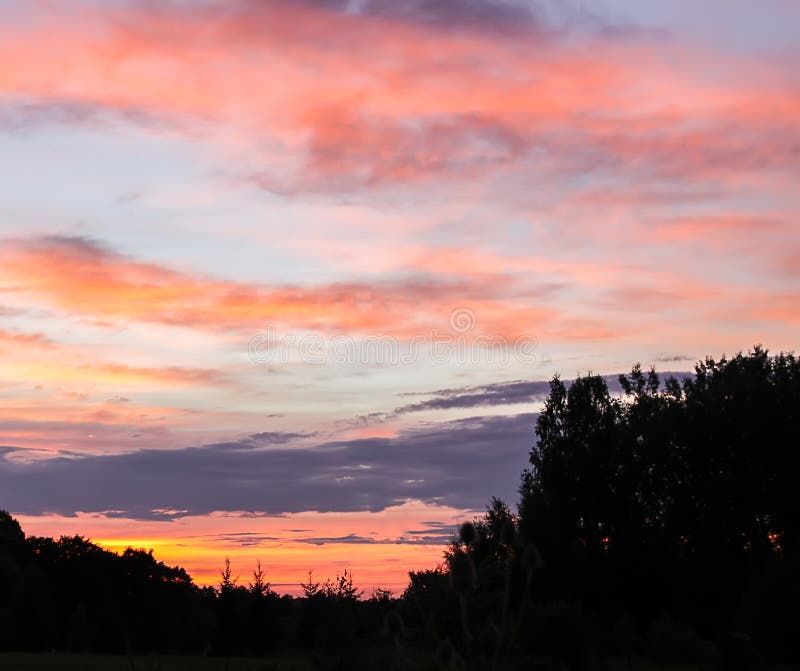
[4,361,225,388]
[4,231,795,347]
[641,215,787,244]
[0,328,56,352]
[0,235,560,339]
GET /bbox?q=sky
[0,0,798,593]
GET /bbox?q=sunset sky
[1,0,798,593]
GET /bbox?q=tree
[248,560,271,597]
[322,569,363,601]
[0,510,24,546]
[219,557,237,595]
[518,347,800,646]
[301,569,322,598]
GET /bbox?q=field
[0,654,311,671]
[5,654,797,671]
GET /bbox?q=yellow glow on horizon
[15,503,464,595]
[96,536,446,595]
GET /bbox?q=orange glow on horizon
[14,502,466,596]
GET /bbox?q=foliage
[519,346,800,663]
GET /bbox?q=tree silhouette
[219,556,237,594]
[248,559,271,597]
[518,346,800,661]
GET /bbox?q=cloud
[381,371,692,416]
[289,530,456,546]
[252,0,555,36]
[256,112,528,193]
[0,415,179,455]
[350,0,548,35]
[59,363,226,386]
[0,328,56,350]
[0,97,168,133]
[182,531,283,548]
[1,0,796,195]
[0,371,698,518]
[641,215,789,244]
[0,413,537,519]
[0,235,556,338]
[392,379,555,413]
[167,518,458,548]
[1,356,227,389]
[654,354,694,364]
[249,431,317,444]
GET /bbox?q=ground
[0,654,311,671]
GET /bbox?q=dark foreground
[4,656,800,671]
[0,654,310,670]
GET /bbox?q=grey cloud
[201,530,456,547]
[256,0,551,36]
[294,533,378,546]
[249,431,317,444]
[352,0,548,36]
[654,354,694,363]
[193,532,284,548]
[284,0,648,39]
[291,532,454,546]
[389,371,692,416]
[394,379,555,414]
[0,98,172,133]
[0,413,536,520]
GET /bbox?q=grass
[4,653,794,671]
[0,653,311,671]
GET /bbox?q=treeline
[405,346,800,669]
[1,346,798,669]
[0,521,396,660]
[520,346,800,652]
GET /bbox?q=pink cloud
[0,0,796,193]
[0,235,563,339]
